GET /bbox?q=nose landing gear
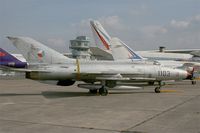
[155,87,161,93]
[154,81,165,93]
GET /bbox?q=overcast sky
[0,0,200,53]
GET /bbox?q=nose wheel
[155,87,161,93]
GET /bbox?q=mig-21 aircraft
[6,36,191,95]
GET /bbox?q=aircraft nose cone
[179,70,189,79]
[186,71,193,80]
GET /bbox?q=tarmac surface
[0,79,199,133]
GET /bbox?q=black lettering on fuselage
[158,71,170,77]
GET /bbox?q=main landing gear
[88,81,109,96]
[99,86,108,96]
[99,80,109,96]
[89,86,108,96]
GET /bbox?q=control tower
[69,36,91,59]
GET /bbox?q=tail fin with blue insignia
[110,37,144,60]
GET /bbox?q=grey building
[69,36,91,60]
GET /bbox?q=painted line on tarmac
[160,90,179,93]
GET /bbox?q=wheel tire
[89,89,98,94]
[99,87,108,96]
[155,87,161,93]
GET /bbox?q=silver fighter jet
[7,36,190,95]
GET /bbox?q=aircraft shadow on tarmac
[0,92,88,98]
[42,91,95,98]
[42,91,156,98]
[0,93,41,97]
[0,90,155,99]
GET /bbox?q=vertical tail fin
[90,20,111,50]
[90,20,144,61]
[7,36,72,64]
[0,48,27,68]
[110,38,144,60]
